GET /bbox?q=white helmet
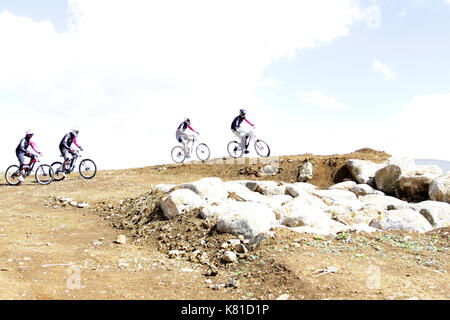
[72,129,79,136]
[184,117,191,125]
[25,129,33,137]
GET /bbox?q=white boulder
[179,177,229,203]
[245,181,285,196]
[216,203,276,239]
[285,182,317,197]
[413,200,450,228]
[346,159,386,185]
[429,174,450,204]
[160,189,204,219]
[297,161,314,182]
[369,209,433,233]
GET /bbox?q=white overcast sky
[0,0,449,170]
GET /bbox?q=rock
[222,251,237,263]
[412,200,450,228]
[285,182,317,197]
[153,184,177,193]
[359,194,411,211]
[160,189,203,219]
[369,209,433,233]
[69,201,78,207]
[245,181,285,196]
[297,161,314,182]
[114,235,127,244]
[376,164,442,200]
[261,165,278,176]
[274,198,333,228]
[329,181,357,191]
[310,189,357,206]
[346,159,386,185]
[276,294,290,300]
[429,174,450,204]
[224,182,265,202]
[332,208,386,226]
[374,164,403,195]
[234,243,248,254]
[350,184,382,197]
[262,195,293,210]
[179,177,229,203]
[77,202,89,208]
[216,202,276,239]
[168,250,183,259]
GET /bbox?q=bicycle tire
[5,165,21,186]
[196,143,210,161]
[35,164,54,185]
[171,146,186,163]
[79,159,97,179]
[227,141,243,158]
[254,139,270,157]
[51,162,66,181]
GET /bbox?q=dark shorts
[60,147,75,161]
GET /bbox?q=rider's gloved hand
[39,152,43,155]
[80,147,84,151]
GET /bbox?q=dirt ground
[0,149,448,300]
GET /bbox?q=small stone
[114,235,127,244]
[77,203,89,209]
[276,294,290,300]
[222,251,237,263]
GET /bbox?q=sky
[0,0,449,171]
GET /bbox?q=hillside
[0,149,448,300]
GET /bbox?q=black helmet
[184,117,191,125]
[239,109,246,117]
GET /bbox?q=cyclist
[231,108,254,154]
[59,129,83,176]
[15,130,42,182]
[176,118,199,158]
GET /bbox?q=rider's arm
[73,137,81,149]
[244,118,254,127]
[30,141,41,154]
[187,125,199,134]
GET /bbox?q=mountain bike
[227,129,270,158]
[5,154,54,186]
[171,134,210,163]
[51,150,97,181]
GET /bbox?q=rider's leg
[16,152,26,178]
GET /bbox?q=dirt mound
[128,148,391,189]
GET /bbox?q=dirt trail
[0,150,448,300]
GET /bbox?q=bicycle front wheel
[171,146,186,163]
[227,141,243,158]
[5,165,21,186]
[35,164,54,185]
[254,139,270,157]
[79,159,97,179]
[196,143,210,161]
[51,162,66,181]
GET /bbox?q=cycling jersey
[231,115,253,131]
[16,137,39,156]
[59,133,80,150]
[176,121,197,138]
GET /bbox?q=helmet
[239,109,246,117]
[71,129,79,136]
[25,129,33,138]
[184,117,191,125]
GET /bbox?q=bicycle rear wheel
[196,143,210,161]
[5,165,21,186]
[254,139,270,157]
[51,162,66,181]
[227,141,243,158]
[171,146,186,163]
[79,159,97,179]
[35,164,54,185]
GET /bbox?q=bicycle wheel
[227,141,243,158]
[51,162,66,181]
[196,143,210,161]
[35,164,54,185]
[171,146,186,163]
[79,159,97,179]
[254,139,270,157]
[5,165,21,186]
